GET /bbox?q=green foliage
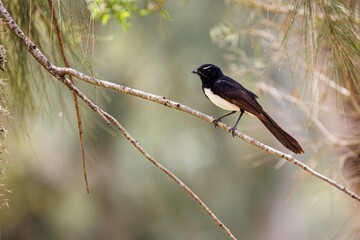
[317,0,360,92]
[88,0,169,30]
[0,0,92,116]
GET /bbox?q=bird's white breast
[204,88,240,111]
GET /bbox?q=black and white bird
[192,63,304,154]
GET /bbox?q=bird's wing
[212,77,264,117]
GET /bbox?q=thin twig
[46,0,89,194]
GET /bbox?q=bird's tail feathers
[258,113,304,154]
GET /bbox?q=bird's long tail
[258,112,304,154]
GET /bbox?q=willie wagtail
[192,63,304,154]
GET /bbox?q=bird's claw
[213,118,221,128]
[230,127,237,137]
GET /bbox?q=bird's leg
[230,110,244,137]
[213,111,237,128]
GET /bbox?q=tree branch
[60,75,238,239]
[56,66,360,202]
[46,0,89,194]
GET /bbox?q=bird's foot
[213,118,221,128]
[230,126,237,137]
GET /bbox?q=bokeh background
[0,1,358,239]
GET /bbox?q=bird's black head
[192,64,224,81]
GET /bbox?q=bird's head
[192,64,223,81]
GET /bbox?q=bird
[192,63,304,154]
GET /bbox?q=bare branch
[46,0,89,194]
[61,75,238,240]
[57,67,360,202]
[99,110,236,240]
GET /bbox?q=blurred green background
[0,1,356,239]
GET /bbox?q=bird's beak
[192,69,206,77]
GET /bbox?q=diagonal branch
[55,67,360,202]
[0,0,359,205]
[59,75,237,240]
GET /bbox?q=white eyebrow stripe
[202,65,212,70]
